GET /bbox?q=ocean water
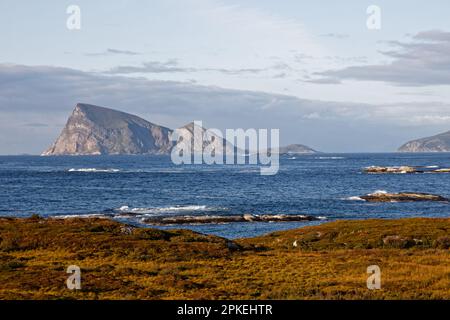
[0,153,449,239]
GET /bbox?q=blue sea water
[0,153,449,239]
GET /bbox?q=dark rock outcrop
[363,166,450,174]
[278,144,318,154]
[140,214,319,225]
[398,130,450,152]
[364,166,417,174]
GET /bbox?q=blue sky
[1,0,450,153]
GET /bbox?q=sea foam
[68,168,120,173]
[115,205,222,215]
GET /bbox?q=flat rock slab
[141,214,319,225]
[364,166,450,174]
[360,192,449,203]
[364,166,417,174]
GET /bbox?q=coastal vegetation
[0,216,449,299]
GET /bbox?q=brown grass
[0,216,449,300]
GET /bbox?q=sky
[1,0,450,154]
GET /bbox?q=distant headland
[42,103,319,156]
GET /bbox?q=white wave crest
[116,205,222,215]
[368,190,388,196]
[68,168,120,173]
[345,196,366,201]
[315,156,345,160]
[53,213,107,219]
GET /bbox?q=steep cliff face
[398,130,450,152]
[42,103,174,155]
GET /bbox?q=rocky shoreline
[139,214,320,225]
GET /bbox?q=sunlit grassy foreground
[0,216,449,299]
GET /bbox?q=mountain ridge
[43,103,319,156]
[42,103,174,156]
[398,130,450,152]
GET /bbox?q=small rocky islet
[364,165,450,174]
[360,166,449,203]
[359,191,449,203]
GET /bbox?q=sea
[1,153,449,239]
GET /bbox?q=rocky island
[364,166,417,174]
[261,144,318,155]
[360,191,448,202]
[398,130,450,152]
[364,166,450,174]
[276,144,318,154]
[174,121,237,156]
[42,103,174,156]
[43,103,317,157]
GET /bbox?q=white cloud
[312,30,450,87]
[85,48,141,56]
[1,63,450,154]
